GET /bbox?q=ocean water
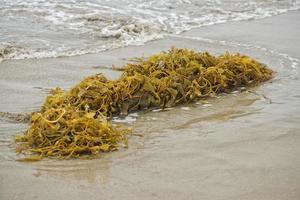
[0,0,299,61]
[1,1,300,198]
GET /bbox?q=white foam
[181,107,191,111]
[0,0,299,61]
[112,113,139,124]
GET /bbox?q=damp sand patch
[15,48,273,161]
[0,112,30,123]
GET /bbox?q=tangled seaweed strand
[15,48,273,161]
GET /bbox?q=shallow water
[1,8,300,199]
[1,26,300,198]
[0,0,299,60]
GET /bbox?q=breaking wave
[0,0,299,61]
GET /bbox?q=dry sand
[0,11,300,200]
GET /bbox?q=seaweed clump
[15,48,273,160]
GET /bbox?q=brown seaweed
[15,48,273,160]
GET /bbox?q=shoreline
[1,10,300,200]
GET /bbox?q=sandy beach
[1,10,300,200]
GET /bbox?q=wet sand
[1,11,300,200]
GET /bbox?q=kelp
[15,105,129,161]
[15,48,273,160]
